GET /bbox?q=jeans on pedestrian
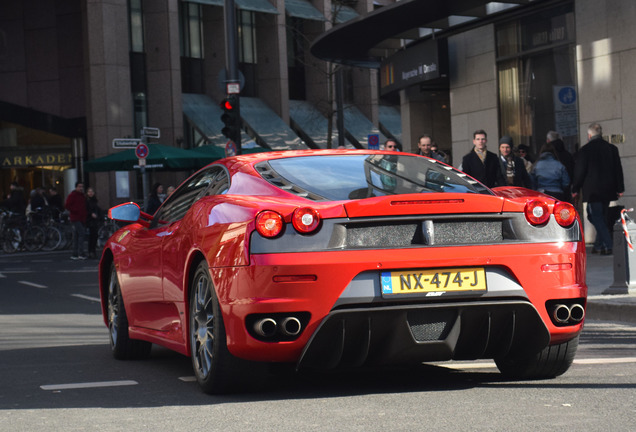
[72,220,86,257]
[587,201,612,250]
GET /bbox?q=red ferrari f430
[99,150,586,394]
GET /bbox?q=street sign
[113,138,141,149]
[368,134,380,150]
[225,140,237,157]
[227,82,240,94]
[135,143,149,159]
[141,127,160,139]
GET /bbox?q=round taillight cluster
[255,211,284,238]
[553,201,576,227]
[524,199,577,227]
[255,207,321,238]
[525,200,550,225]
[292,207,320,233]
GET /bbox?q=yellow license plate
[381,267,487,295]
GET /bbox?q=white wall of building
[576,0,635,211]
[448,25,499,168]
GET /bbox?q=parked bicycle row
[0,206,119,255]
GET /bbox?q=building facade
[0,0,633,218]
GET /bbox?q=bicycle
[0,208,46,253]
[97,216,119,248]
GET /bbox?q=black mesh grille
[346,222,425,247]
[407,310,456,341]
[433,220,503,245]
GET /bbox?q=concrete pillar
[256,0,289,121]
[82,0,133,206]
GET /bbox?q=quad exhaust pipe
[252,316,303,338]
[253,318,277,337]
[551,303,585,325]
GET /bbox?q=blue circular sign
[558,87,576,105]
[225,140,237,157]
[135,143,149,159]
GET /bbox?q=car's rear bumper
[211,241,586,364]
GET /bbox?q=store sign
[380,38,448,95]
[1,151,73,168]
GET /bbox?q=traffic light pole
[224,0,241,154]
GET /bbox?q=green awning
[285,0,326,21]
[182,0,278,14]
[85,144,198,172]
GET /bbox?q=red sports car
[99,149,586,394]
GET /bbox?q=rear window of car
[255,154,492,201]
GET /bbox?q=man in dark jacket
[498,136,531,188]
[461,129,505,188]
[2,182,27,214]
[572,123,624,255]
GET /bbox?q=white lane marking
[60,269,98,273]
[435,357,636,370]
[41,380,138,391]
[18,280,47,289]
[0,273,5,278]
[574,357,636,365]
[71,294,101,302]
[179,376,197,382]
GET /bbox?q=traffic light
[220,95,241,144]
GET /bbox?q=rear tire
[107,264,151,360]
[495,335,579,379]
[189,260,261,394]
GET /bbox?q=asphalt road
[1,251,635,431]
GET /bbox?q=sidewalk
[585,247,636,323]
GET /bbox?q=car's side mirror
[108,202,141,222]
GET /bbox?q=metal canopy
[285,0,326,21]
[182,0,278,14]
[310,0,538,67]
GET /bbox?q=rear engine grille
[347,222,424,247]
[344,219,502,248]
[434,220,503,245]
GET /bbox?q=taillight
[553,201,576,227]
[292,207,320,234]
[525,199,550,225]
[255,211,284,238]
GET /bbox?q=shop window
[496,3,577,156]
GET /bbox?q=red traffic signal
[220,96,240,144]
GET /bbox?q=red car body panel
[99,149,586,367]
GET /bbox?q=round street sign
[225,140,237,157]
[135,143,149,159]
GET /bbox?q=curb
[586,299,636,324]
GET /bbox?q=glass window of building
[287,17,306,100]
[238,11,257,96]
[129,0,147,135]
[496,3,577,157]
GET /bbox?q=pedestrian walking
[65,181,88,260]
[417,135,445,162]
[1,182,27,214]
[86,187,103,259]
[460,130,505,188]
[530,141,570,202]
[572,122,625,255]
[498,136,531,188]
[145,183,163,215]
